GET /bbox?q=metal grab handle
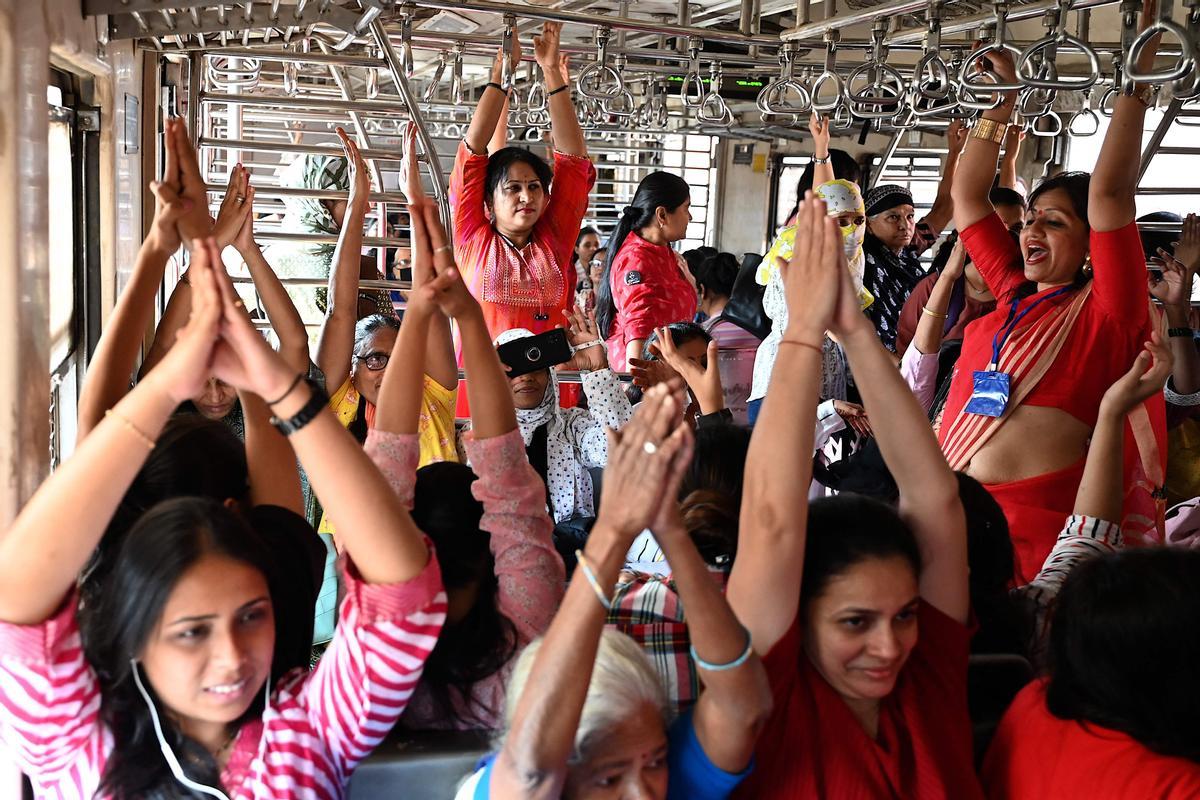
[846,62,906,106]
[811,71,846,113]
[1028,109,1063,136]
[602,88,637,117]
[757,42,812,115]
[957,75,1006,111]
[832,102,854,129]
[679,36,705,108]
[1068,106,1100,135]
[1125,18,1197,82]
[366,66,380,99]
[959,2,1024,93]
[891,105,919,129]
[577,27,625,100]
[423,51,448,103]
[527,81,548,112]
[696,62,733,125]
[1017,34,1101,90]
[451,45,465,105]
[811,32,844,114]
[1019,85,1057,116]
[399,10,415,79]
[500,15,516,89]
[209,56,262,89]
[280,60,296,94]
[914,51,953,101]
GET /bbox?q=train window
[47,101,76,371]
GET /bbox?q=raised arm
[488,90,511,156]
[535,22,585,158]
[654,327,726,416]
[922,120,967,237]
[489,385,688,799]
[808,113,835,188]
[1089,1,1160,232]
[210,240,429,584]
[1151,218,1200,394]
[315,128,370,392]
[466,43,520,157]
[727,195,840,655]
[0,237,226,625]
[400,123,458,391]
[999,125,1023,191]
[78,136,187,437]
[913,239,966,357]
[231,181,310,374]
[951,58,1016,231]
[829,244,969,624]
[651,421,772,773]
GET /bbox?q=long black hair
[88,497,277,799]
[595,172,691,339]
[693,251,740,302]
[1046,548,1200,762]
[801,494,921,609]
[409,462,518,728]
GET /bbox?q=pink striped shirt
[364,426,564,730]
[0,558,446,799]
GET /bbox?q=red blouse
[605,232,698,372]
[734,602,984,800]
[982,679,1200,799]
[449,142,597,340]
[941,213,1147,432]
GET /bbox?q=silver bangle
[690,624,754,672]
[575,550,613,611]
[811,153,831,165]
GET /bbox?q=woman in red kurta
[727,198,982,799]
[595,171,698,372]
[449,23,595,412]
[983,548,1200,799]
[940,43,1166,583]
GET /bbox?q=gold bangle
[921,306,948,319]
[970,118,1007,145]
[105,408,156,450]
[780,338,824,356]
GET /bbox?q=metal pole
[871,131,903,190]
[1139,98,1184,182]
[369,17,452,231]
[886,0,1124,45]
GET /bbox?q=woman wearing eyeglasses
[315,129,459,466]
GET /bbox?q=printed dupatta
[940,283,1167,544]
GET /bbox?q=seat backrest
[348,730,492,800]
[967,652,1034,766]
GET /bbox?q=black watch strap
[270,378,329,436]
[1168,327,1194,338]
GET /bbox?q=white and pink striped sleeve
[299,554,447,775]
[0,595,105,783]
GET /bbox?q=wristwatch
[269,378,330,436]
[1168,327,1194,339]
[812,153,831,165]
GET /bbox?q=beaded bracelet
[575,550,613,611]
[547,84,569,97]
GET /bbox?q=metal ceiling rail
[252,231,409,246]
[406,0,779,47]
[203,182,412,203]
[199,135,407,160]
[782,0,929,40]
[886,0,1127,45]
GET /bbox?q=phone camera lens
[525,346,541,362]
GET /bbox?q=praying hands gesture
[652,325,725,416]
[212,164,254,250]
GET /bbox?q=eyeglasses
[354,352,390,371]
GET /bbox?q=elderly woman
[456,382,772,799]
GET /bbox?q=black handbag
[718,252,770,340]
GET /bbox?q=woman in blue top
[457,381,772,800]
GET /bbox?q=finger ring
[434,244,453,255]
[642,441,658,455]
[233,300,245,308]
[236,195,246,204]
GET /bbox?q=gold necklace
[963,271,989,297]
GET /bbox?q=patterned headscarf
[865,184,914,217]
[279,153,350,256]
[815,179,872,308]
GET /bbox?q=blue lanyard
[989,286,1073,369]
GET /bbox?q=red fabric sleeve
[612,249,662,343]
[542,151,598,269]
[960,213,1024,301]
[449,142,490,258]
[896,273,936,354]
[1090,221,1149,326]
[761,617,804,701]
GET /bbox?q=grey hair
[499,629,672,763]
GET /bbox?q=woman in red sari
[940,17,1167,583]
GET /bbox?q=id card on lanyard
[965,286,1073,417]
